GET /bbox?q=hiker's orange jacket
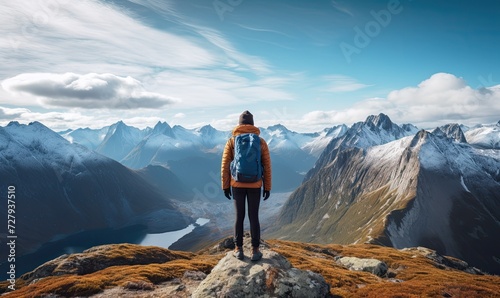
[221,124,272,191]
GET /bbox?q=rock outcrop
[336,256,388,277]
[3,239,500,298]
[193,240,330,298]
[401,247,484,275]
[20,243,193,283]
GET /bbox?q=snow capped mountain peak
[305,114,418,181]
[6,120,68,144]
[409,129,429,148]
[7,120,21,127]
[408,130,456,170]
[262,124,295,141]
[96,121,149,161]
[324,124,348,137]
[340,114,414,150]
[196,124,218,136]
[1,121,104,168]
[107,120,129,135]
[401,123,419,134]
[0,122,190,262]
[365,113,394,130]
[463,120,500,149]
[272,115,500,274]
[266,123,290,133]
[152,121,174,137]
[432,123,467,143]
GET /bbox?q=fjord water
[0,218,209,276]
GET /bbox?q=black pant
[232,187,261,248]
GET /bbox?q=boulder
[402,247,484,275]
[336,256,388,277]
[192,247,330,297]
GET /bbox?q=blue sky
[1,0,499,132]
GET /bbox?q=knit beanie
[239,110,254,125]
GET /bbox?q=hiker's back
[231,133,262,183]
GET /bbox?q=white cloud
[0,106,96,130]
[2,73,179,109]
[193,27,272,75]
[323,75,372,92]
[0,1,294,110]
[145,69,294,108]
[0,1,216,77]
[0,105,170,131]
[385,73,500,126]
[299,73,500,130]
[0,106,31,120]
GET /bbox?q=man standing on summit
[221,110,272,262]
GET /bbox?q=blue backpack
[230,133,262,182]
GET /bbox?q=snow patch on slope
[460,176,470,193]
[465,122,500,149]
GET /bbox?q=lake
[140,218,210,248]
[0,218,210,276]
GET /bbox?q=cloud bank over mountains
[1,1,499,132]
[299,73,500,130]
[2,71,499,131]
[2,73,179,109]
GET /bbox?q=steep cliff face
[383,130,500,274]
[269,115,500,274]
[269,135,420,246]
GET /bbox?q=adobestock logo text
[340,0,412,63]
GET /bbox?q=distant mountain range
[267,114,500,274]
[1,115,499,276]
[60,121,348,194]
[0,121,191,260]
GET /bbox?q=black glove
[224,188,232,200]
[263,190,270,201]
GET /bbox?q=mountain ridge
[3,115,499,280]
[268,114,500,274]
[0,121,192,273]
[61,120,346,193]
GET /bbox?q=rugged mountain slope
[464,121,500,149]
[60,126,110,150]
[135,164,193,202]
[433,123,467,143]
[304,113,418,181]
[269,115,500,274]
[96,121,149,162]
[121,122,228,169]
[260,124,347,175]
[0,122,190,259]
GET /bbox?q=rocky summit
[192,239,330,298]
[2,237,500,297]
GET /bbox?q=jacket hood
[232,124,260,136]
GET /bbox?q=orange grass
[0,247,221,298]
[2,240,499,298]
[267,240,500,298]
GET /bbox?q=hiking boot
[234,246,244,260]
[251,247,263,262]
